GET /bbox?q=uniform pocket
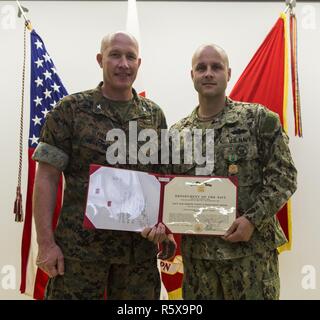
[237,159,262,186]
[223,142,258,161]
[172,163,197,175]
[137,116,155,129]
[45,275,65,300]
[223,142,261,186]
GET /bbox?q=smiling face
[191,45,231,99]
[97,32,141,97]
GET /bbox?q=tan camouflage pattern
[170,97,297,260]
[33,82,167,266]
[182,250,279,300]
[45,257,160,300]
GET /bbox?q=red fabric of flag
[230,14,291,249]
[20,30,67,298]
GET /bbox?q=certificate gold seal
[194,222,206,233]
[197,185,205,192]
[228,164,238,175]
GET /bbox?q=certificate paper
[163,177,237,235]
[84,166,160,232]
[84,165,237,235]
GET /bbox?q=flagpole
[16,0,33,30]
[284,0,296,14]
[13,0,33,222]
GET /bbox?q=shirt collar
[91,82,148,122]
[188,97,238,128]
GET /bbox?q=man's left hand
[158,234,177,261]
[222,216,255,243]
[141,224,177,260]
[141,223,167,244]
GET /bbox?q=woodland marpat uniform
[33,83,167,299]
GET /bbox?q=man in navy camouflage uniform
[32,32,171,299]
[171,44,297,300]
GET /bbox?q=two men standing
[32,33,297,300]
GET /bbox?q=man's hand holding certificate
[84,165,237,236]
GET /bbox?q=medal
[228,154,238,162]
[228,164,238,175]
[227,152,238,175]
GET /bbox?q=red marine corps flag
[230,13,293,251]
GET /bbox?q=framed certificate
[162,177,237,235]
[84,164,237,235]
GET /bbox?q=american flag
[20,29,67,299]
[29,30,68,145]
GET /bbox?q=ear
[191,69,194,80]
[227,68,231,82]
[96,53,103,68]
[137,57,141,68]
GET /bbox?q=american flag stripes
[20,30,67,298]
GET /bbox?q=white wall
[0,1,319,300]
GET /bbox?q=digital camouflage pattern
[171,97,297,261]
[45,257,160,300]
[33,82,167,265]
[170,97,297,299]
[182,250,279,300]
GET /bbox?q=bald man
[170,44,297,299]
[32,32,172,299]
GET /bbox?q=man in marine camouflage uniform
[171,44,297,300]
[32,31,172,299]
